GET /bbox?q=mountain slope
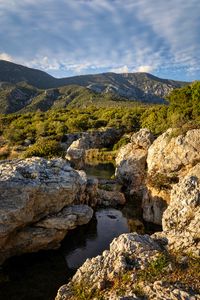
[59,72,186,103]
[0,60,57,89]
[0,83,132,114]
[0,60,188,105]
[0,82,38,113]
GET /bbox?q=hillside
[0,82,140,114]
[58,72,187,103]
[0,60,188,105]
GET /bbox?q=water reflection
[0,251,70,300]
[61,208,129,270]
[84,162,115,179]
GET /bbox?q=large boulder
[1,204,93,263]
[0,157,93,264]
[143,128,200,225]
[115,129,154,196]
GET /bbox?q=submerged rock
[0,157,93,264]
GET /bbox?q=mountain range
[0,60,188,113]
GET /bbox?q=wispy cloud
[0,0,199,80]
[0,52,13,61]
[136,65,155,73]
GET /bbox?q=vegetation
[72,281,104,300]
[23,138,64,158]
[70,252,200,299]
[0,81,199,159]
[141,81,200,134]
[147,172,179,190]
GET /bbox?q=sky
[0,0,200,81]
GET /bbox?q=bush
[112,136,130,150]
[23,139,64,158]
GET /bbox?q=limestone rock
[147,128,200,175]
[35,204,93,230]
[142,186,169,225]
[162,171,200,256]
[56,232,200,300]
[143,128,200,225]
[0,157,92,263]
[84,177,99,207]
[142,281,200,300]
[97,189,126,207]
[66,139,86,169]
[0,205,93,263]
[115,129,154,196]
[130,128,155,150]
[56,233,162,300]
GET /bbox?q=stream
[0,162,161,300]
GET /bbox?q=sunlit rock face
[143,128,200,225]
[115,128,154,197]
[0,157,93,264]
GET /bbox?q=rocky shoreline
[0,127,200,299]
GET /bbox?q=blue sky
[0,0,199,81]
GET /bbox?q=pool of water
[62,208,130,270]
[84,162,115,179]
[0,207,147,300]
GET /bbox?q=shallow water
[0,208,132,300]
[84,162,115,179]
[62,208,130,270]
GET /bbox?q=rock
[130,128,155,150]
[115,129,154,196]
[55,159,200,299]
[142,281,200,300]
[61,133,82,149]
[142,186,169,225]
[56,232,200,300]
[35,204,93,230]
[0,205,93,262]
[66,139,86,169]
[97,189,126,207]
[147,128,200,175]
[66,128,124,169]
[56,233,162,300]
[143,128,200,225]
[84,177,99,207]
[0,157,93,263]
[162,171,200,256]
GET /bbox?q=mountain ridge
[0,60,189,113]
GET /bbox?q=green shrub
[112,136,130,150]
[23,139,64,158]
